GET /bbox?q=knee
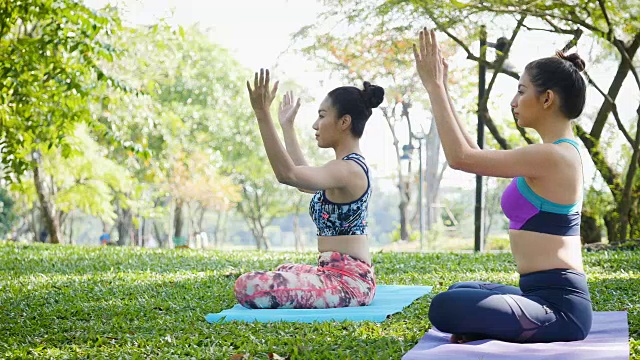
[428,291,456,331]
[234,272,259,307]
[447,281,481,291]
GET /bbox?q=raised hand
[413,28,445,92]
[247,68,279,116]
[278,91,301,128]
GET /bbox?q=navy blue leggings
[428,268,592,343]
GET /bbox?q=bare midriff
[318,235,371,265]
[510,229,584,275]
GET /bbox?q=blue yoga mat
[205,285,432,323]
[403,311,629,360]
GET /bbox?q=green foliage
[390,222,420,242]
[584,186,616,228]
[12,124,133,225]
[0,0,122,181]
[0,242,638,358]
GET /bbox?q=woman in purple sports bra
[234,68,384,309]
[414,28,592,343]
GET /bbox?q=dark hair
[524,51,586,119]
[327,81,385,138]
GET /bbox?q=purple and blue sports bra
[309,153,371,236]
[500,138,582,236]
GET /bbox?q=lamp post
[475,27,510,253]
[475,27,487,253]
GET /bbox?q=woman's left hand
[247,68,279,116]
[413,28,445,93]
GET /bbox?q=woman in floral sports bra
[234,68,384,309]
[414,29,591,343]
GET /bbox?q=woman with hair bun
[414,28,592,343]
[235,68,385,309]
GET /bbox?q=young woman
[234,69,384,309]
[414,29,592,343]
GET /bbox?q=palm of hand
[413,28,445,91]
[247,68,279,114]
[278,91,301,125]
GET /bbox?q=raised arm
[278,91,309,166]
[247,69,355,191]
[413,29,564,179]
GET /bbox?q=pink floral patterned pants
[234,251,376,309]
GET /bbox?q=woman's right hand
[278,91,301,128]
[413,28,445,93]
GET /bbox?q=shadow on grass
[0,271,436,359]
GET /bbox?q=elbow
[276,174,290,185]
[444,151,463,170]
[446,152,472,172]
[275,171,295,186]
[447,158,464,171]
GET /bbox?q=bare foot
[450,334,481,344]
[450,334,465,343]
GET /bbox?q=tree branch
[583,70,634,145]
[481,108,512,150]
[560,27,583,53]
[597,0,613,41]
[482,15,525,109]
[591,33,640,139]
[477,7,605,36]
[479,15,526,148]
[575,124,621,192]
[612,39,640,90]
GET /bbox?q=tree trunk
[398,190,410,241]
[604,212,619,244]
[616,109,640,243]
[152,220,166,248]
[581,214,602,244]
[425,118,443,230]
[237,185,275,250]
[68,211,75,245]
[381,104,412,241]
[140,217,146,247]
[174,200,184,239]
[117,207,133,246]
[30,205,38,242]
[197,203,206,233]
[32,161,62,244]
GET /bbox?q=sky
[84,0,639,192]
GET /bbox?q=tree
[96,24,250,247]
[311,0,640,242]
[9,125,132,244]
[0,1,122,182]
[0,1,125,243]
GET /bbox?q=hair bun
[361,81,385,109]
[556,51,586,72]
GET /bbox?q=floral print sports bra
[309,153,371,236]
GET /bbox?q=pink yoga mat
[403,311,629,360]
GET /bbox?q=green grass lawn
[1,242,638,359]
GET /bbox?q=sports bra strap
[343,153,369,175]
[552,138,584,186]
[553,138,580,154]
